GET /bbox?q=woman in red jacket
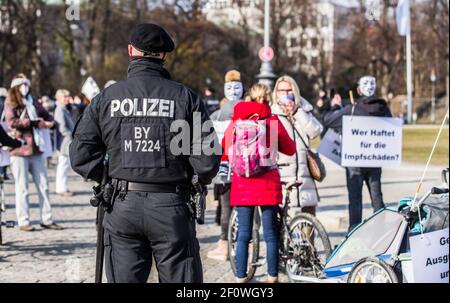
[222,84,296,283]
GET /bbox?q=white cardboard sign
[341,116,403,167]
[81,76,100,101]
[317,128,342,166]
[409,228,449,283]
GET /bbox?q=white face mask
[358,76,377,97]
[224,81,243,102]
[19,85,30,97]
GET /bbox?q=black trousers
[219,188,232,241]
[214,183,231,241]
[103,191,203,283]
[346,167,385,231]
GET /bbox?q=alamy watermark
[117,112,281,167]
[66,0,80,21]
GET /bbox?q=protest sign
[317,128,342,166]
[409,228,449,283]
[81,77,100,101]
[341,116,403,167]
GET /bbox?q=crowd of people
[0,74,95,231]
[0,67,392,283]
[203,71,392,282]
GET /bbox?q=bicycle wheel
[227,207,260,281]
[348,257,399,283]
[285,213,332,282]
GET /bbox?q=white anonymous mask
[224,81,243,102]
[358,76,377,97]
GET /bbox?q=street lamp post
[257,0,277,90]
[431,68,437,124]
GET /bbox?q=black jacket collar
[356,95,390,116]
[127,58,171,80]
[357,95,383,104]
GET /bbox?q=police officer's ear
[128,44,144,57]
[161,52,168,61]
[128,44,134,57]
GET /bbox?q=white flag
[396,0,410,36]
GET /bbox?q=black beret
[130,23,175,53]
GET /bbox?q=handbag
[293,127,327,183]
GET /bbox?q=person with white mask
[4,74,63,232]
[208,70,245,261]
[323,75,392,231]
[210,70,244,122]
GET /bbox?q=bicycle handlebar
[431,187,449,195]
[282,181,303,192]
[411,186,449,212]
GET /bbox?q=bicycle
[228,181,332,282]
[0,176,15,246]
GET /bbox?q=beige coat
[271,76,323,208]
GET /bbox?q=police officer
[70,23,221,283]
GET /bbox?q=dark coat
[323,96,392,134]
[4,96,54,157]
[70,58,221,185]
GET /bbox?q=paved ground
[0,157,445,283]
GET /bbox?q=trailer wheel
[348,257,399,283]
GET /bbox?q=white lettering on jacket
[110,98,175,118]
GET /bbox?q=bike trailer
[323,186,448,282]
[418,192,449,233]
[323,208,409,281]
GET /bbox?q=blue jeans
[235,206,279,278]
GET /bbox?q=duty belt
[115,180,187,194]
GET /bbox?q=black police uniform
[70,24,221,283]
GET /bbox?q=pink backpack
[228,116,277,178]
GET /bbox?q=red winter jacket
[221,102,296,207]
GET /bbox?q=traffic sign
[259,46,274,62]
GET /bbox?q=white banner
[341,116,403,167]
[396,0,411,36]
[317,128,342,166]
[409,229,449,283]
